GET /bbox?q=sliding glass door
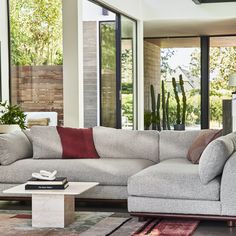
[99,13,137,129]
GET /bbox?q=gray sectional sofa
[0,126,236,224]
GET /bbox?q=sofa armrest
[221,152,236,216]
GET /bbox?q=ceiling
[144,18,236,37]
[142,0,236,37]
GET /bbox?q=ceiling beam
[193,0,236,4]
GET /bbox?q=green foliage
[121,49,133,83]
[150,85,157,130]
[10,0,63,66]
[100,23,116,71]
[0,102,26,129]
[172,77,181,124]
[144,111,152,130]
[156,93,161,131]
[122,82,133,94]
[122,94,133,123]
[179,75,187,125]
[161,49,175,79]
[190,46,236,125]
[166,92,171,130]
[162,80,167,130]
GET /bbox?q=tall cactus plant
[150,85,156,130]
[172,77,181,125]
[162,80,167,130]
[166,92,171,130]
[179,74,186,125]
[156,93,161,131]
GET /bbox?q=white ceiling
[142,0,236,37]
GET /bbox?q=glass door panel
[121,16,136,129]
[100,21,117,128]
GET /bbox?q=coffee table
[3,182,98,228]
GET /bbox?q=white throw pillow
[0,131,33,165]
[199,135,235,184]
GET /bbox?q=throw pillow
[27,118,50,128]
[187,129,222,164]
[31,126,99,159]
[199,133,235,184]
[0,131,33,165]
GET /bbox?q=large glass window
[9,0,63,124]
[209,36,236,129]
[144,38,201,130]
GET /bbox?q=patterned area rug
[0,210,199,236]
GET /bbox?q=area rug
[0,210,199,236]
[132,218,199,236]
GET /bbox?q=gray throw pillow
[0,131,33,165]
[199,135,235,184]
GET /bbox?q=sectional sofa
[0,126,236,225]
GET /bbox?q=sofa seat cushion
[128,158,220,201]
[0,158,154,186]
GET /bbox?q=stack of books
[25,177,69,190]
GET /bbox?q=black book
[25,182,69,190]
[27,177,67,185]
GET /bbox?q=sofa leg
[227,220,236,227]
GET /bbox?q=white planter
[0,124,21,134]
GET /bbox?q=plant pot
[0,124,21,134]
[174,124,185,131]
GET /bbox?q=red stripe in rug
[132,219,199,236]
[11,214,32,219]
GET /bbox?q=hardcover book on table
[27,177,67,185]
[25,182,69,190]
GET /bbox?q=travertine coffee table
[3,182,98,228]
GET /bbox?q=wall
[83,21,98,127]
[144,41,161,111]
[11,66,63,124]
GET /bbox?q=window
[9,0,63,124]
[209,36,236,128]
[144,37,201,130]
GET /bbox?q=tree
[190,46,236,125]
[10,0,63,65]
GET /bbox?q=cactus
[179,74,186,125]
[156,93,161,131]
[166,92,171,130]
[150,85,156,130]
[162,80,167,130]
[172,77,181,124]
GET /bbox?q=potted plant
[0,101,26,133]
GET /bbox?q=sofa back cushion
[199,133,236,184]
[31,126,99,159]
[93,126,159,163]
[159,130,202,161]
[0,131,33,165]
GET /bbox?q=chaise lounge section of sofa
[128,130,236,226]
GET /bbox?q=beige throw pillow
[187,129,222,164]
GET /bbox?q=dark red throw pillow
[187,129,222,164]
[56,127,99,159]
